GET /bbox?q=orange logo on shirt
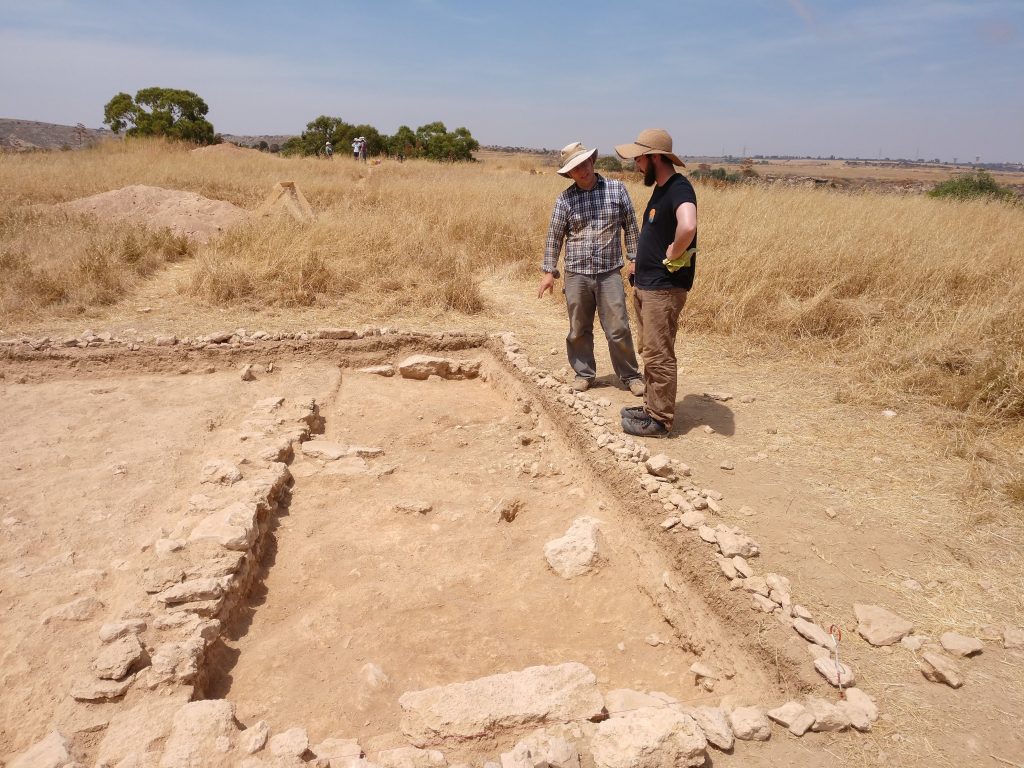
[648,208,656,223]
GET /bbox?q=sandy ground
[1,260,1022,766]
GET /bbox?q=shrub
[928,170,1017,203]
[595,156,622,172]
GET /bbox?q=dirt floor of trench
[203,361,780,760]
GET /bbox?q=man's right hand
[537,272,555,298]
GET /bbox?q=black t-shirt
[635,173,697,290]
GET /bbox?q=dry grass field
[1,139,1023,767]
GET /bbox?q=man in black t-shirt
[613,129,698,437]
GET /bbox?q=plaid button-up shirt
[542,175,639,275]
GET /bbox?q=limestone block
[93,634,146,680]
[159,699,238,767]
[41,595,103,624]
[544,517,602,579]
[399,663,604,746]
[398,355,480,381]
[590,707,706,768]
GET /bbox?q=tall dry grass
[2,139,1022,431]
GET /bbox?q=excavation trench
[0,334,809,765]
[191,348,790,759]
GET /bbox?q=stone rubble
[854,603,914,646]
[544,517,603,578]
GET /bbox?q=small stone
[719,461,734,471]
[767,701,813,736]
[41,596,103,624]
[716,557,738,580]
[814,656,855,687]
[920,652,962,688]
[697,525,717,544]
[240,364,256,381]
[739,395,756,403]
[716,530,759,558]
[881,409,898,418]
[901,634,928,651]
[690,706,733,751]
[71,676,134,701]
[1003,626,1024,649]
[270,727,310,757]
[854,604,914,646]
[358,365,395,377]
[793,618,833,648]
[728,706,771,741]
[200,459,242,485]
[241,720,270,753]
[679,510,705,529]
[806,697,851,732]
[660,517,680,531]
[394,500,433,515]
[93,634,145,680]
[645,454,674,477]
[732,556,753,578]
[939,632,983,657]
[751,594,776,612]
[301,441,349,461]
[98,620,147,643]
[738,505,755,516]
[792,604,813,621]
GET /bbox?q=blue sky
[1,0,1022,161]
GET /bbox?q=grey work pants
[633,286,688,428]
[564,269,641,383]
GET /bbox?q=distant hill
[220,133,295,150]
[0,119,298,153]
[0,118,115,151]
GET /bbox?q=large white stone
[378,746,446,768]
[544,517,602,579]
[590,707,706,768]
[313,737,362,768]
[500,729,579,768]
[399,663,604,746]
[805,697,851,732]
[767,701,814,736]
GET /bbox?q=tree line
[102,87,479,162]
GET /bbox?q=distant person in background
[538,141,645,397]
[359,137,368,163]
[352,137,361,160]
[324,140,333,159]
[614,128,697,438]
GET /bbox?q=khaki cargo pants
[633,286,688,429]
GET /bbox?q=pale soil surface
[1,261,1022,767]
[57,184,249,243]
[214,370,775,761]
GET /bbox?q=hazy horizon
[2,0,1022,163]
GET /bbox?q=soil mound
[59,184,249,243]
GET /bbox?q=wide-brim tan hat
[557,142,599,177]
[614,128,685,167]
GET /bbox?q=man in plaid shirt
[538,142,645,396]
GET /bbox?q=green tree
[595,156,622,172]
[414,122,478,162]
[282,115,354,156]
[387,125,417,157]
[102,87,215,144]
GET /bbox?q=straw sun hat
[557,142,599,177]
[614,128,685,167]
